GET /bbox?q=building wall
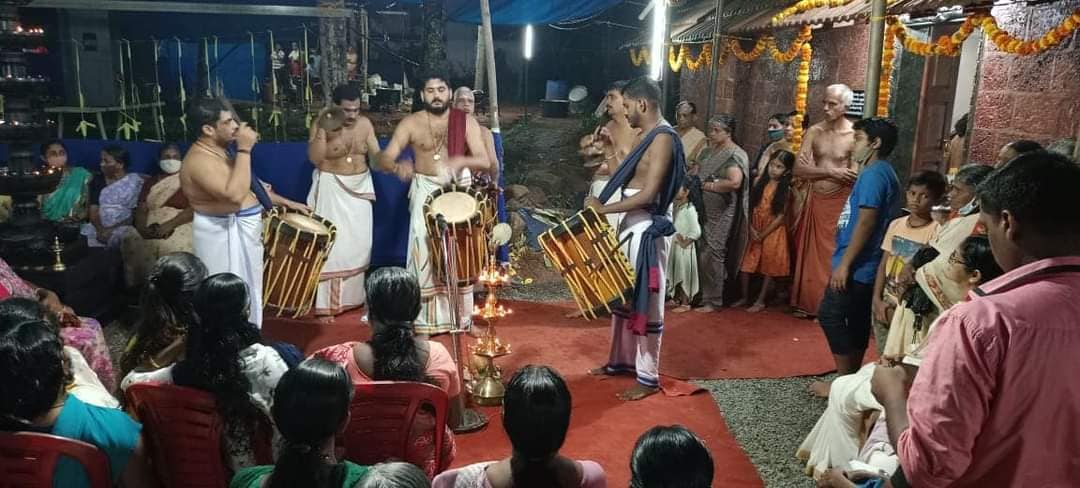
[969,0,1080,163]
[678,23,870,158]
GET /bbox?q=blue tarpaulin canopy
[391,0,623,25]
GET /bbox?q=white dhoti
[602,190,671,389]
[589,177,624,234]
[193,205,264,328]
[308,170,375,316]
[796,362,883,478]
[407,174,473,335]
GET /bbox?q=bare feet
[617,384,659,401]
[792,308,815,319]
[695,305,718,313]
[747,302,766,313]
[316,315,335,324]
[809,379,833,398]
[817,468,857,488]
[673,304,692,313]
[564,309,585,319]
[730,299,748,308]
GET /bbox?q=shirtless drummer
[378,74,491,336]
[307,84,382,319]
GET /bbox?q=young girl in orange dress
[736,150,795,312]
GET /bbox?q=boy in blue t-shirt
[812,117,901,396]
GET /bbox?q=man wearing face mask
[377,74,491,336]
[307,84,381,320]
[121,144,194,286]
[813,117,900,397]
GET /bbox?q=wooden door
[911,23,962,172]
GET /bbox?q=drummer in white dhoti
[181,97,308,329]
[307,85,382,320]
[377,74,492,336]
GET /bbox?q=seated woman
[357,463,430,488]
[432,365,607,488]
[0,316,156,487]
[629,425,714,488]
[230,358,369,488]
[121,144,195,286]
[0,297,117,408]
[313,266,459,478]
[122,272,289,471]
[798,236,1004,481]
[81,145,144,249]
[119,252,207,379]
[40,140,93,223]
[0,256,114,391]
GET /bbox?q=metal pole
[523,61,529,121]
[704,0,724,122]
[660,6,672,116]
[474,26,486,92]
[864,0,887,118]
[480,0,501,132]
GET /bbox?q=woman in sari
[882,164,994,356]
[752,112,795,184]
[121,144,194,286]
[0,256,115,392]
[312,266,458,479]
[40,140,93,222]
[695,114,750,312]
[81,145,144,249]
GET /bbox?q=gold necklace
[193,140,228,160]
[426,112,446,161]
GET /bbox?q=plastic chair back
[0,431,111,488]
[343,381,449,469]
[125,383,230,488]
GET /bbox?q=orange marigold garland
[668,44,714,72]
[730,36,769,62]
[981,8,1080,55]
[877,21,898,117]
[792,41,812,152]
[772,0,853,25]
[769,25,813,63]
[630,47,650,67]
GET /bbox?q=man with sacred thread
[377,74,492,336]
[181,97,307,328]
[307,84,382,320]
[586,76,686,401]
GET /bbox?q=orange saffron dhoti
[790,185,851,315]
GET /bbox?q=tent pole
[480,0,500,132]
[864,0,887,117]
[704,0,724,122]
[474,26,486,92]
[360,8,369,93]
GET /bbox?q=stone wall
[678,23,870,157]
[968,1,1080,163]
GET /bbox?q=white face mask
[159,158,182,174]
[957,197,978,216]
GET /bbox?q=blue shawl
[598,124,687,335]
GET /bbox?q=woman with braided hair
[432,365,607,488]
[122,272,289,471]
[119,252,207,379]
[312,266,459,478]
[230,358,370,488]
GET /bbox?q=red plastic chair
[0,431,111,488]
[125,383,231,488]
[343,381,449,471]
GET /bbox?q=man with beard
[378,74,491,335]
[307,84,382,320]
[791,84,860,321]
[585,77,686,401]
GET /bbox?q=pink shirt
[898,256,1080,487]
